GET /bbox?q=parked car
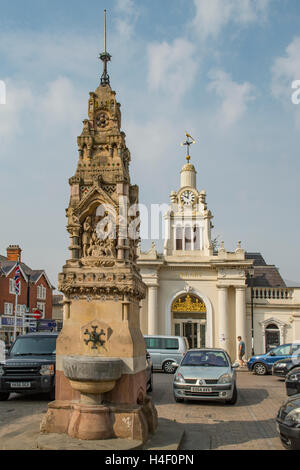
[285,367,300,397]
[276,369,300,450]
[144,335,189,374]
[146,351,153,392]
[172,348,239,404]
[0,332,58,401]
[272,357,300,378]
[247,343,299,376]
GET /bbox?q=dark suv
[0,332,58,401]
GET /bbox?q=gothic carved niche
[80,212,117,267]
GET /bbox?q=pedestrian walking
[237,336,246,367]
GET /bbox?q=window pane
[194,227,200,250]
[174,324,180,336]
[176,227,183,250]
[10,336,57,356]
[164,339,179,350]
[181,351,229,367]
[185,227,192,250]
[276,345,291,355]
[145,337,160,349]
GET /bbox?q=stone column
[235,286,247,359]
[218,286,229,351]
[148,285,159,335]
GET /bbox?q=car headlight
[0,366,4,376]
[285,408,300,426]
[287,372,300,382]
[40,364,55,376]
[276,363,287,368]
[174,373,185,384]
[218,373,232,384]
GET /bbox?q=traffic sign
[33,309,42,320]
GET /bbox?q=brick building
[0,245,54,345]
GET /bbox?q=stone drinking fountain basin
[63,356,123,405]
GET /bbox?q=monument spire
[99,9,112,86]
[41,8,158,445]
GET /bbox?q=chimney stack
[6,245,22,262]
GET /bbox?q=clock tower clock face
[180,190,196,206]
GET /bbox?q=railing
[253,287,294,300]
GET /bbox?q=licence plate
[10,382,31,388]
[191,387,212,393]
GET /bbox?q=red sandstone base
[40,397,158,442]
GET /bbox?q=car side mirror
[171,362,179,371]
[232,363,240,369]
[269,351,275,356]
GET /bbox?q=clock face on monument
[180,190,196,206]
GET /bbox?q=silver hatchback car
[173,348,239,405]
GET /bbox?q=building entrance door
[174,321,206,349]
[172,293,207,349]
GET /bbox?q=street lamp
[249,266,255,356]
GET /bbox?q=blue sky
[1,0,300,286]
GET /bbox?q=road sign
[33,309,42,320]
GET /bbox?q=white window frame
[9,278,21,295]
[37,302,45,319]
[16,305,26,316]
[4,303,13,315]
[9,279,15,294]
[37,285,46,300]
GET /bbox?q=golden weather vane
[181,132,196,162]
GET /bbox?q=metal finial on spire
[181,132,196,162]
[99,9,112,86]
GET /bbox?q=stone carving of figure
[82,216,92,258]
[82,120,90,134]
[105,239,116,258]
[71,213,79,225]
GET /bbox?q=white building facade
[138,157,300,361]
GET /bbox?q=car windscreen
[181,351,229,367]
[10,336,57,356]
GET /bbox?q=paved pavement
[152,369,286,450]
[0,370,287,450]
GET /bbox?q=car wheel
[163,361,176,374]
[280,435,300,451]
[226,385,238,405]
[253,362,268,376]
[0,392,10,401]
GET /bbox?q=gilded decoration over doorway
[171,294,206,313]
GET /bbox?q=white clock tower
[164,136,214,257]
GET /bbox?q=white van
[144,335,189,374]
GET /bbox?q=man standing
[237,336,246,367]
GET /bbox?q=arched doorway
[171,293,206,348]
[265,323,280,352]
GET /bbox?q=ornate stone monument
[41,12,157,443]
